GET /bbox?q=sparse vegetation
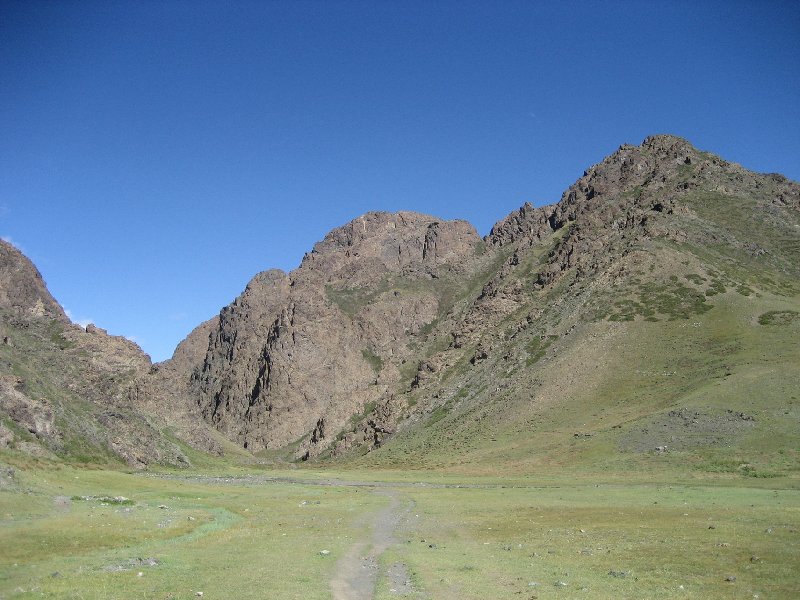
[525,335,553,366]
[603,280,713,322]
[758,309,799,326]
[361,347,384,372]
[325,284,383,316]
[47,321,74,350]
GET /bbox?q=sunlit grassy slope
[341,178,800,480]
[359,288,799,478]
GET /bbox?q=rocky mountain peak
[297,211,481,286]
[0,240,67,322]
[641,133,695,152]
[188,210,485,455]
[486,136,708,249]
[486,202,555,247]
[245,269,289,291]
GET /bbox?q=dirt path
[141,473,427,597]
[330,489,417,599]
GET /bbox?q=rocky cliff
[190,212,483,458]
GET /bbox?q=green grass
[0,464,385,599]
[362,348,384,373]
[603,280,713,322]
[380,482,800,599]
[350,274,800,481]
[525,335,554,366]
[46,321,74,351]
[2,463,797,599]
[325,284,384,317]
[758,310,799,326]
[681,191,800,297]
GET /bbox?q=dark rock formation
[188,212,482,457]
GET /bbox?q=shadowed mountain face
[191,212,483,458]
[2,135,798,473]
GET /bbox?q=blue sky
[2,1,799,361]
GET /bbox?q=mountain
[0,241,222,468]
[179,133,799,471]
[357,135,800,474]
[188,212,484,459]
[2,134,798,474]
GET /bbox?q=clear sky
[2,1,799,362]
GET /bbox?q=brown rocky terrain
[191,211,484,458]
[2,134,798,471]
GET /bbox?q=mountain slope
[348,135,800,475]
[0,241,221,468]
[175,134,798,473]
[189,212,485,459]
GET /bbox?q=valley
[1,464,798,599]
[1,134,799,598]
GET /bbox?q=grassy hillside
[335,138,800,481]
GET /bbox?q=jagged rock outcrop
[189,212,482,457]
[487,202,554,247]
[0,241,67,322]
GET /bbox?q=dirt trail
[330,489,416,599]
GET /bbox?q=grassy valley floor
[1,461,798,599]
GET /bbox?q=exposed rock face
[0,241,67,321]
[487,202,554,247]
[130,316,223,457]
[0,375,54,438]
[191,212,481,457]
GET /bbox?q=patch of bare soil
[386,561,415,595]
[330,489,421,599]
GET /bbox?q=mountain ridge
[1,134,798,474]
